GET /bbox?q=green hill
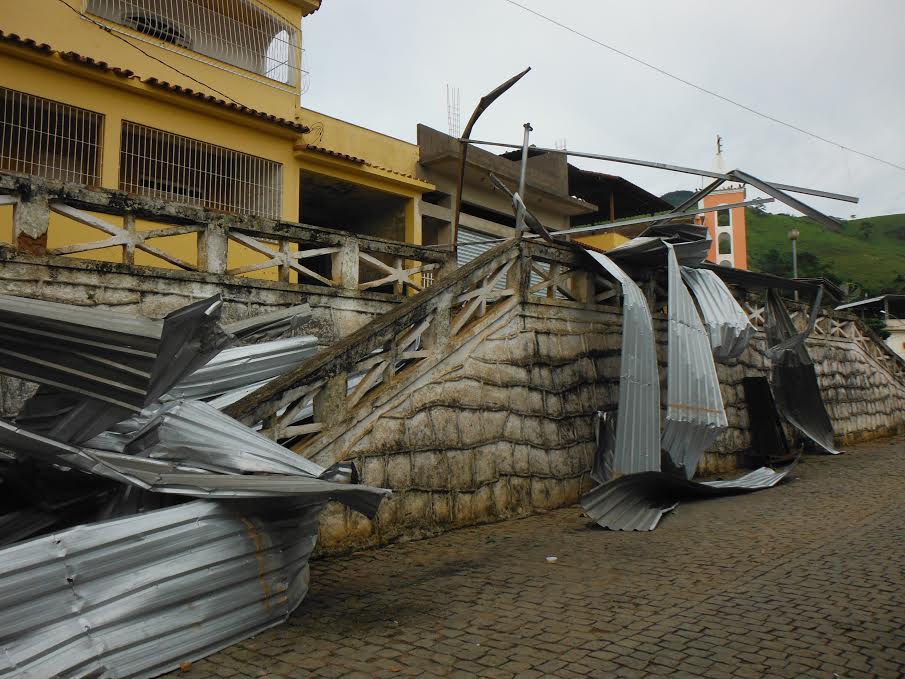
[661,190,695,207]
[745,208,905,297]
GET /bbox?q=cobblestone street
[173,437,905,679]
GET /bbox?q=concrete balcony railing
[0,172,451,296]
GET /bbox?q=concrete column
[436,194,453,247]
[423,290,454,351]
[393,256,404,296]
[122,213,136,265]
[278,238,291,283]
[198,221,228,274]
[13,193,50,255]
[571,270,594,307]
[332,237,359,289]
[509,244,530,298]
[313,372,348,427]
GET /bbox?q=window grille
[85,0,302,86]
[421,270,434,288]
[0,87,103,185]
[120,121,283,219]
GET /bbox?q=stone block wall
[315,300,905,552]
[0,253,396,417]
[2,252,904,552]
[314,304,621,551]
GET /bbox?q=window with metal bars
[85,0,301,86]
[0,87,103,186]
[120,121,283,219]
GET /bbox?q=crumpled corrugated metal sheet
[0,499,322,679]
[581,464,796,531]
[4,294,230,443]
[0,417,389,519]
[661,244,728,479]
[161,337,318,403]
[764,288,841,455]
[89,400,324,476]
[606,224,712,268]
[681,266,756,361]
[581,474,679,531]
[583,250,660,476]
[0,298,391,679]
[222,303,313,343]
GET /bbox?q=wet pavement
[171,436,905,678]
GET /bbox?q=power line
[500,0,905,174]
[54,0,249,107]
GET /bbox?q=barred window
[86,0,301,86]
[0,87,103,185]
[120,121,282,219]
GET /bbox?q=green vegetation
[745,209,905,297]
[657,191,905,298]
[660,190,695,207]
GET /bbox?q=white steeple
[713,135,727,174]
[711,134,744,193]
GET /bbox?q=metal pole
[792,240,798,280]
[517,123,533,199]
[451,68,531,258]
[792,237,799,302]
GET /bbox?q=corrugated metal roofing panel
[583,250,660,475]
[0,499,321,679]
[222,303,312,342]
[681,266,756,361]
[161,337,318,403]
[581,464,797,531]
[661,244,728,479]
[580,474,678,531]
[2,294,230,441]
[0,417,389,518]
[764,289,841,455]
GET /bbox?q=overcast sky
[301,1,905,219]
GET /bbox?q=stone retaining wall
[315,301,905,552]
[2,255,903,551]
[314,304,621,550]
[0,252,396,417]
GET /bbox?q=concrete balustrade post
[571,270,595,307]
[423,290,453,352]
[198,221,228,274]
[333,237,359,289]
[313,372,348,426]
[13,192,50,255]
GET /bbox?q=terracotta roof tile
[0,31,308,134]
[300,144,366,163]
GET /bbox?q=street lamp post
[788,228,800,301]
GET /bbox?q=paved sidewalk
[172,437,905,678]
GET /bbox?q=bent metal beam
[461,138,859,204]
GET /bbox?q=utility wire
[54,0,249,108]
[501,0,905,174]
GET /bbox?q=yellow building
[0,0,431,276]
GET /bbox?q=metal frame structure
[430,197,774,249]
[462,138,859,204]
